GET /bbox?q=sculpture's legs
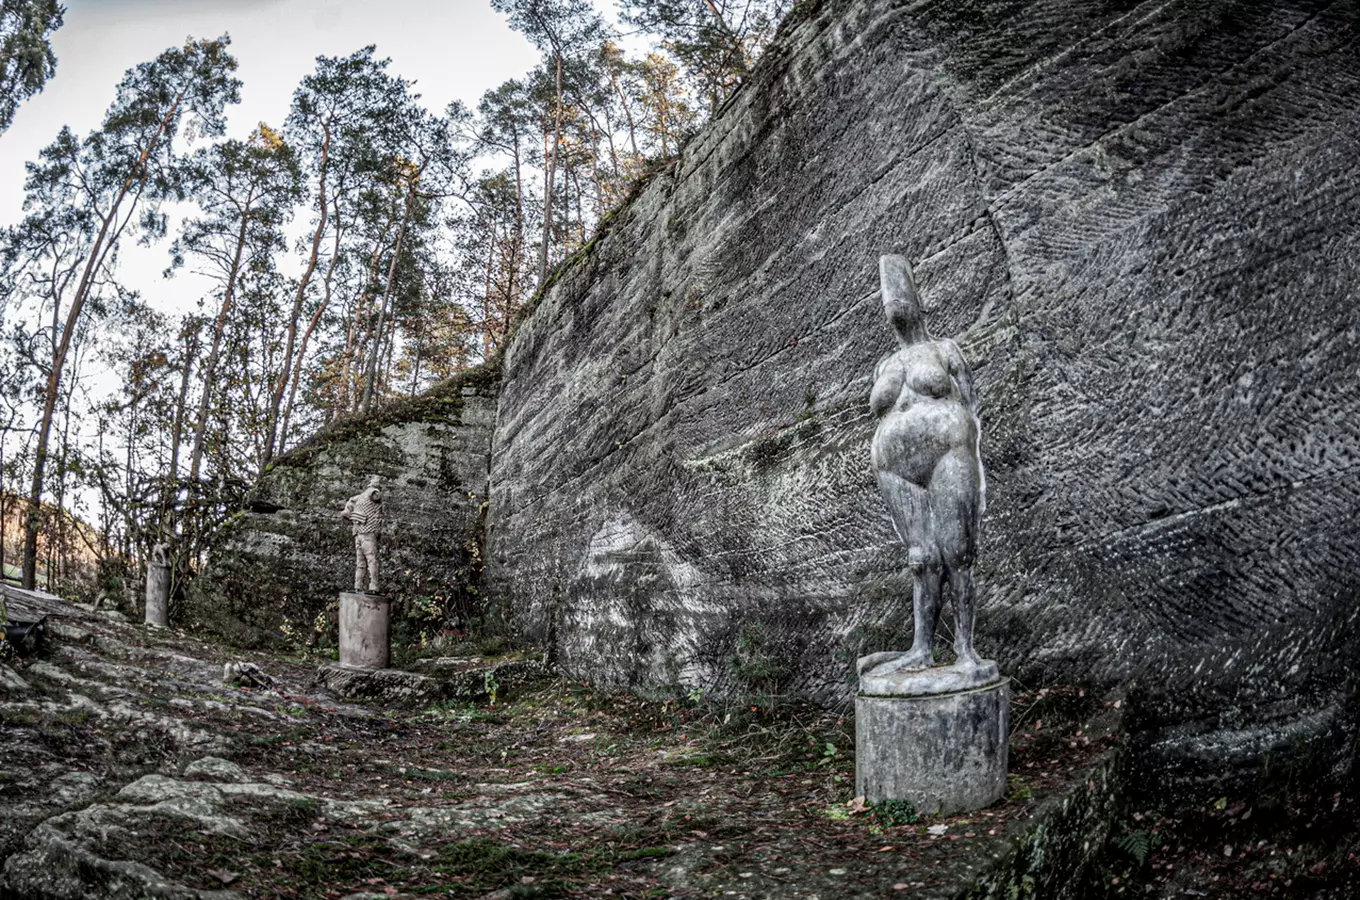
[353,539,365,592]
[358,534,379,593]
[894,547,939,669]
[950,566,982,669]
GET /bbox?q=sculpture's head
[880,254,928,344]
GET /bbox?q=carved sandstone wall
[485,0,1360,787]
[190,366,499,645]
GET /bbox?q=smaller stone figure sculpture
[342,476,383,593]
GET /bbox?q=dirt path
[1,613,1116,899]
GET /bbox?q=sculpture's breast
[887,345,953,408]
[904,359,952,401]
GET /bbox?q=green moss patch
[272,360,501,472]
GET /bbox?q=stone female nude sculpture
[860,254,995,690]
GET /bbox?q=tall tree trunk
[281,202,344,439]
[23,87,186,588]
[338,229,388,415]
[346,221,394,413]
[481,210,500,358]
[608,64,640,159]
[599,107,621,186]
[361,179,417,414]
[262,124,331,466]
[408,329,422,395]
[188,211,250,482]
[571,167,586,246]
[166,326,199,521]
[509,130,525,307]
[537,52,563,290]
[0,443,7,582]
[380,314,398,393]
[51,387,75,593]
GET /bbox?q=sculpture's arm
[942,339,978,416]
[870,354,901,417]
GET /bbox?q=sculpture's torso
[346,489,382,535]
[870,341,979,486]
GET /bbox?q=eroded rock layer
[485,0,1360,779]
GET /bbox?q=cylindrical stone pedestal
[339,591,392,669]
[144,563,171,627]
[856,678,1010,814]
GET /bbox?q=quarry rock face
[191,367,499,645]
[485,0,1360,787]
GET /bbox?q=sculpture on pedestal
[859,253,997,693]
[854,254,1008,814]
[341,476,383,593]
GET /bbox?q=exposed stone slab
[316,663,447,705]
[181,757,249,784]
[316,657,552,706]
[0,665,30,693]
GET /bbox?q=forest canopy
[0,0,794,602]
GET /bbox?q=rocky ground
[0,609,1134,899]
[1088,782,1360,900]
[15,608,1352,900]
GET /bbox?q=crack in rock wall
[484,0,1360,784]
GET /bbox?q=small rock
[45,621,90,641]
[26,661,80,684]
[50,771,102,807]
[0,664,31,692]
[184,757,249,783]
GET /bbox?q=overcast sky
[0,0,553,318]
[0,0,544,209]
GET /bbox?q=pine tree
[0,35,239,588]
[171,125,301,484]
[0,0,65,132]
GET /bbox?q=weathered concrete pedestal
[856,664,1010,815]
[144,562,170,627]
[338,591,393,669]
